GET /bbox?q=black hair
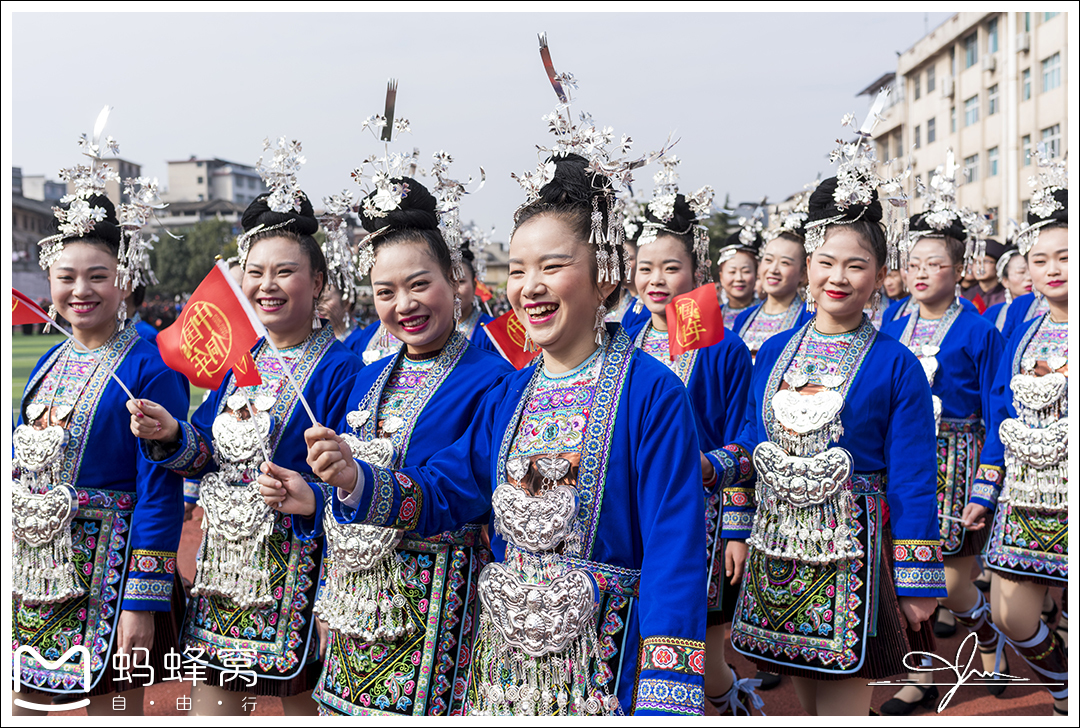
[132,284,146,308]
[50,193,122,256]
[241,191,328,295]
[643,193,698,274]
[513,153,623,309]
[459,244,477,281]
[766,232,808,271]
[357,176,454,281]
[908,232,967,269]
[808,177,887,267]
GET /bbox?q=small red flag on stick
[664,284,725,359]
[483,310,541,370]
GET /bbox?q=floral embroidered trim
[635,677,704,716]
[722,486,755,509]
[893,539,944,564]
[973,464,1004,505]
[721,510,753,536]
[895,565,947,592]
[163,420,213,478]
[640,637,706,676]
[123,577,173,603]
[709,444,754,490]
[364,465,396,525]
[183,478,200,503]
[394,472,423,531]
[128,549,177,575]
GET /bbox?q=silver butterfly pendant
[383,416,405,434]
[506,457,530,483]
[536,456,571,483]
[346,410,371,432]
[25,403,46,423]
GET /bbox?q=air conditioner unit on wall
[941,76,955,98]
[982,55,997,72]
[1017,32,1030,52]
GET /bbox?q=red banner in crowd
[12,289,51,325]
[483,310,541,370]
[970,293,987,314]
[475,280,494,303]
[157,262,264,389]
[665,284,725,359]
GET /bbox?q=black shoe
[880,685,939,716]
[981,650,1008,698]
[933,608,957,638]
[754,670,781,691]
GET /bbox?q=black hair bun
[459,242,476,264]
[241,190,319,236]
[644,193,696,234]
[357,176,439,234]
[909,211,967,243]
[982,238,1006,260]
[807,176,883,226]
[52,193,122,247]
[1027,187,1068,226]
[536,153,613,207]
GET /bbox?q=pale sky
[9,6,958,240]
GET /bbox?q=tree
[703,192,735,280]
[148,219,238,298]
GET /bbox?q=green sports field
[11,332,205,422]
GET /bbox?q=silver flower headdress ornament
[236,136,308,267]
[805,89,910,268]
[1015,144,1067,256]
[511,33,674,285]
[637,155,716,285]
[347,79,427,277]
[765,179,819,243]
[320,190,361,305]
[431,149,486,283]
[910,149,988,274]
[716,200,767,268]
[462,222,496,283]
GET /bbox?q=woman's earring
[522,330,537,353]
[117,300,128,331]
[43,303,57,334]
[632,298,643,314]
[870,289,882,312]
[594,304,607,345]
[954,283,962,299]
[311,303,322,330]
[377,324,390,349]
[453,295,462,325]
[805,288,816,314]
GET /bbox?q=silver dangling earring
[116,300,128,331]
[453,295,462,325]
[594,304,607,345]
[311,302,322,330]
[43,303,57,333]
[377,324,390,349]
[805,288,816,314]
[954,283,962,299]
[522,330,537,353]
[632,298,644,314]
[870,289,882,312]
[1005,288,1013,305]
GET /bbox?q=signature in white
[901,633,1031,713]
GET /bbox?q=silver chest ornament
[748,373,861,566]
[314,412,414,641]
[918,344,943,435]
[471,473,618,717]
[12,423,84,604]
[999,365,1069,511]
[190,392,276,609]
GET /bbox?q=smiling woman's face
[807,226,885,326]
[49,241,124,344]
[243,235,324,345]
[371,238,456,355]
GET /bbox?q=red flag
[483,310,541,370]
[971,293,987,314]
[664,284,725,359]
[231,350,263,387]
[157,262,265,389]
[475,280,494,303]
[12,289,52,325]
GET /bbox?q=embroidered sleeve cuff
[146,421,213,478]
[972,464,1004,509]
[183,479,200,505]
[640,636,706,677]
[332,462,422,532]
[704,444,754,496]
[122,549,176,611]
[293,482,330,541]
[720,486,755,540]
[893,539,947,596]
[633,675,704,716]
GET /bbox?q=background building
[163,157,267,205]
[860,11,1067,236]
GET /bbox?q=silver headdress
[716,200,767,268]
[320,190,361,305]
[637,156,716,285]
[462,222,496,283]
[765,179,818,243]
[37,106,121,271]
[236,136,308,267]
[431,149,486,283]
[1015,145,1068,256]
[511,33,672,285]
[909,149,988,273]
[116,177,165,289]
[349,79,426,277]
[805,89,910,268]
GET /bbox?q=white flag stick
[38,316,136,402]
[214,260,319,427]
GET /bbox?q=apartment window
[892,130,902,158]
[1022,69,1031,100]
[196,176,203,184]
[1023,12,1030,32]
[964,32,978,69]
[1022,135,1032,166]
[927,65,936,93]
[927,117,936,144]
[913,174,922,198]
[878,140,889,160]
[1041,124,1061,159]
[913,74,921,100]
[1043,12,1058,21]
[988,146,999,176]
[950,47,957,77]
[987,84,999,115]
[964,95,979,126]
[1042,52,1061,92]
[987,18,998,54]
[1022,199,1031,218]
[196,161,204,167]
[963,154,979,183]
[913,125,921,149]
[986,207,998,237]
[950,106,957,133]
